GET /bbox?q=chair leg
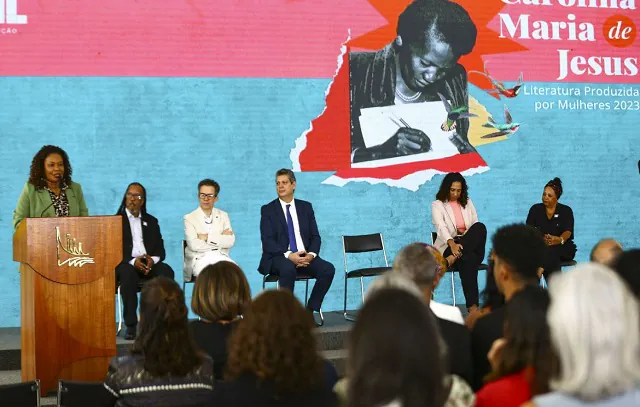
[304,280,309,307]
[450,272,456,307]
[344,275,356,321]
[116,287,123,335]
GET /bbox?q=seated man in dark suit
[115,182,174,340]
[393,242,473,386]
[470,224,545,390]
[258,169,335,323]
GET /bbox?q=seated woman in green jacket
[13,145,89,230]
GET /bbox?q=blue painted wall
[0,77,638,327]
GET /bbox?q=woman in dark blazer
[13,145,88,229]
[526,177,576,282]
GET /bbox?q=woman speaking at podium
[13,145,89,230]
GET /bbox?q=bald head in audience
[590,238,623,267]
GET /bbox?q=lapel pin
[143,221,148,227]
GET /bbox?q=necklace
[395,87,422,103]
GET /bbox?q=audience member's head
[485,285,553,396]
[225,290,324,394]
[191,261,251,322]
[366,272,423,303]
[132,277,202,376]
[612,249,640,299]
[547,264,640,401]
[392,242,443,300]
[590,238,623,266]
[348,288,448,407]
[491,224,546,299]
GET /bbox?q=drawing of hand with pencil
[380,115,432,157]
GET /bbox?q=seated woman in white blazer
[431,172,486,311]
[184,179,236,281]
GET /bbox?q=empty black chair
[0,380,40,407]
[342,233,392,321]
[57,380,116,407]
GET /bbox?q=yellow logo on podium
[56,227,95,268]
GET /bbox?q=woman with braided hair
[526,177,577,282]
[104,277,214,406]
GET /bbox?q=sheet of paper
[355,101,460,168]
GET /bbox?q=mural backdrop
[0,0,638,326]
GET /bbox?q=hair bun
[552,177,562,185]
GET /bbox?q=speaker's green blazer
[13,181,89,230]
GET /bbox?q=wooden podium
[13,216,122,395]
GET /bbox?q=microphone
[40,202,54,217]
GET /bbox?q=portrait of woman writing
[525,177,576,282]
[431,172,487,312]
[349,0,478,163]
[13,145,89,230]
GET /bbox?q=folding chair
[57,380,115,407]
[0,380,40,407]
[342,233,392,321]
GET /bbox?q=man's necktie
[286,204,298,252]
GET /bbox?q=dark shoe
[124,326,136,340]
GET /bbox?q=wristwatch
[560,237,565,245]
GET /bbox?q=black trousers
[443,222,487,308]
[270,256,335,311]
[116,261,175,328]
[542,243,576,283]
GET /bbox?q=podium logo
[56,227,95,268]
[1,0,27,24]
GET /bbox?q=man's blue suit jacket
[258,198,322,275]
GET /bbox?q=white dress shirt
[126,209,160,266]
[279,198,316,259]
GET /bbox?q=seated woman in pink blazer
[431,172,487,311]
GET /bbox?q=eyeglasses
[199,193,216,200]
[126,193,144,200]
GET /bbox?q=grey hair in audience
[365,272,423,303]
[392,242,439,288]
[547,263,640,400]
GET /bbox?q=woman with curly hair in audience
[524,264,640,407]
[104,277,214,406]
[13,144,88,229]
[211,289,337,406]
[475,285,553,406]
[190,261,251,380]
